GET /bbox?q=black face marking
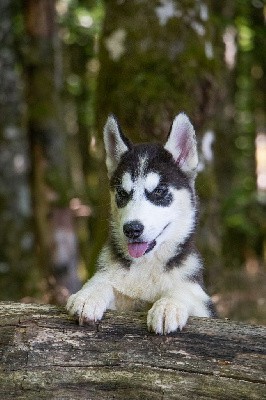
[110,143,194,199]
[115,186,133,208]
[145,183,173,207]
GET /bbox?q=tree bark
[0,302,265,399]
[23,0,81,301]
[0,0,36,300]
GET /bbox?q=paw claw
[66,290,107,324]
[147,298,188,335]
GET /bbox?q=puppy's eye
[152,185,168,198]
[146,184,172,206]
[116,187,128,199]
[115,187,132,208]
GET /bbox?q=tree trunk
[0,302,265,399]
[23,0,81,302]
[0,0,36,300]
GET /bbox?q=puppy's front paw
[66,291,107,325]
[147,298,188,335]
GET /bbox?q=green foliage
[223,187,260,238]
[58,0,104,54]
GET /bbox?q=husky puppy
[67,113,215,334]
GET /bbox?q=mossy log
[0,301,265,399]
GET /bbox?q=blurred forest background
[0,0,265,324]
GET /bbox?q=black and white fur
[67,113,215,334]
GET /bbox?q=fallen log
[0,301,265,399]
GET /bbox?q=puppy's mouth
[127,241,156,258]
[127,223,170,259]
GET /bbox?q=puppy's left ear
[104,114,131,178]
[164,113,198,178]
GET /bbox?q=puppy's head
[104,113,198,260]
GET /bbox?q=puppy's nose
[123,220,144,239]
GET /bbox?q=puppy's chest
[110,258,177,303]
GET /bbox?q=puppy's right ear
[103,115,131,178]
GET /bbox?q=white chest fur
[99,245,202,305]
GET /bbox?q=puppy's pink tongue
[128,242,149,258]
